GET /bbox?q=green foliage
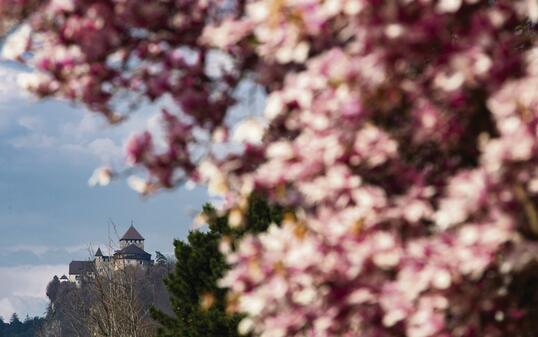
[9,314,19,326]
[151,194,283,337]
[155,251,168,266]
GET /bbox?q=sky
[0,62,209,320]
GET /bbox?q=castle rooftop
[115,244,151,261]
[95,247,103,257]
[120,225,144,241]
[69,261,94,275]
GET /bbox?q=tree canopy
[151,194,283,337]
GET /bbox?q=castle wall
[113,257,151,271]
[120,239,144,250]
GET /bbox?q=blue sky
[0,62,209,319]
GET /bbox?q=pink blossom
[5,1,538,336]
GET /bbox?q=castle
[66,225,154,285]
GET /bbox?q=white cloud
[0,243,106,268]
[0,69,168,168]
[4,244,89,256]
[0,65,23,103]
[0,297,49,320]
[9,133,57,149]
[0,265,66,319]
[0,65,28,130]
[87,138,122,163]
[17,115,44,131]
[0,68,123,164]
[8,122,122,164]
[61,113,103,140]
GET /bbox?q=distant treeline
[0,314,45,337]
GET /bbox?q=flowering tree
[3,0,538,336]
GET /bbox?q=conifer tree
[151,195,283,337]
[9,314,20,327]
[155,252,168,266]
[0,316,5,337]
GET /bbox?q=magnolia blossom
[88,166,113,187]
[1,24,30,60]
[4,0,538,336]
[232,118,265,145]
[126,175,153,195]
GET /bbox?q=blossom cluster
[4,0,538,336]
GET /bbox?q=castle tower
[119,225,145,250]
[95,247,104,272]
[95,247,103,260]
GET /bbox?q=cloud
[17,115,44,131]
[5,243,90,256]
[0,244,91,267]
[61,113,103,139]
[0,68,167,167]
[0,65,28,131]
[0,69,123,164]
[9,133,57,149]
[0,64,23,103]
[0,265,66,319]
[0,63,209,323]
[0,297,49,321]
[3,103,126,165]
[87,138,122,163]
[8,123,122,164]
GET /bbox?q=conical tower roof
[95,248,103,257]
[120,225,145,241]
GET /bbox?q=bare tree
[40,230,164,336]
[85,261,155,337]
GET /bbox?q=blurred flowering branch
[4,0,538,336]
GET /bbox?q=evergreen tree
[0,316,5,337]
[155,251,168,266]
[9,314,20,327]
[0,314,45,337]
[151,194,283,337]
